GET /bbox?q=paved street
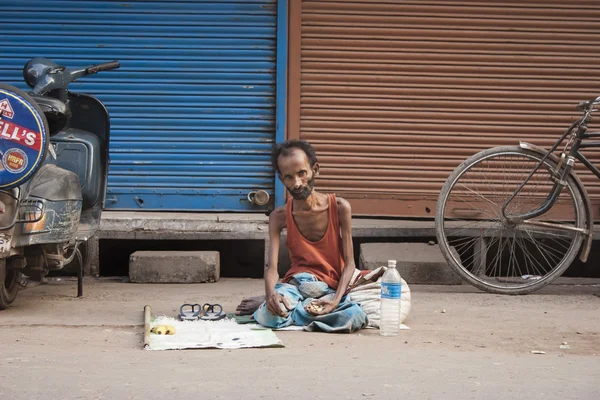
[1,278,599,400]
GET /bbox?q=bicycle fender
[519,141,593,262]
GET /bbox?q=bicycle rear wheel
[435,146,586,295]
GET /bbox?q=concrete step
[129,251,220,283]
[359,242,462,285]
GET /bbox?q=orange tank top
[282,193,345,289]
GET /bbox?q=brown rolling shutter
[291,1,600,217]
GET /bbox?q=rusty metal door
[288,1,600,217]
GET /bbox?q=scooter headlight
[22,58,59,89]
[20,199,48,233]
[23,213,46,233]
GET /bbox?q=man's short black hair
[271,139,318,174]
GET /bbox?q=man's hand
[266,292,292,317]
[305,298,339,316]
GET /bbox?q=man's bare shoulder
[336,196,352,214]
[269,206,287,230]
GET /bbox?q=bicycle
[435,97,600,294]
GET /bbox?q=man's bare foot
[235,295,265,315]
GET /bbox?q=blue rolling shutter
[0,0,278,211]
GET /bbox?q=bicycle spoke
[521,231,569,263]
[456,183,501,210]
[487,226,510,279]
[457,236,495,273]
[522,228,562,275]
[519,226,573,251]
[515,233,547,278]
[477,234,503,276]
[517,227,574,242]
[448,192,499,219]
[507,229,522,280]
[448,236,482,264]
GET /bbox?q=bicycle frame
[501,99,600,231]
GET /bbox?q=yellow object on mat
[151,325,176,335]
[151,325,167,335]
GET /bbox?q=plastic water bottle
[380,260,401,336]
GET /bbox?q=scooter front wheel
[0,258,19,310]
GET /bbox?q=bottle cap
[388,260,397,267]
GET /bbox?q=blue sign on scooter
[0,87,48,189]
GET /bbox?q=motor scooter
[0,58,119,309]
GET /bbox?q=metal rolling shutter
[0,0,278,211]
[297,1,600,217]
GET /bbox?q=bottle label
[381,282,401,299]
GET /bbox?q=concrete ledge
[99,212,600,240]
[93,212,600,280]
[359,242,463,285]
[129,251,220,283]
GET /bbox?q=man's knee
[253,301,293,329]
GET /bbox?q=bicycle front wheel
[435,146,586,295]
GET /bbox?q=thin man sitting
[250,139,367,333]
